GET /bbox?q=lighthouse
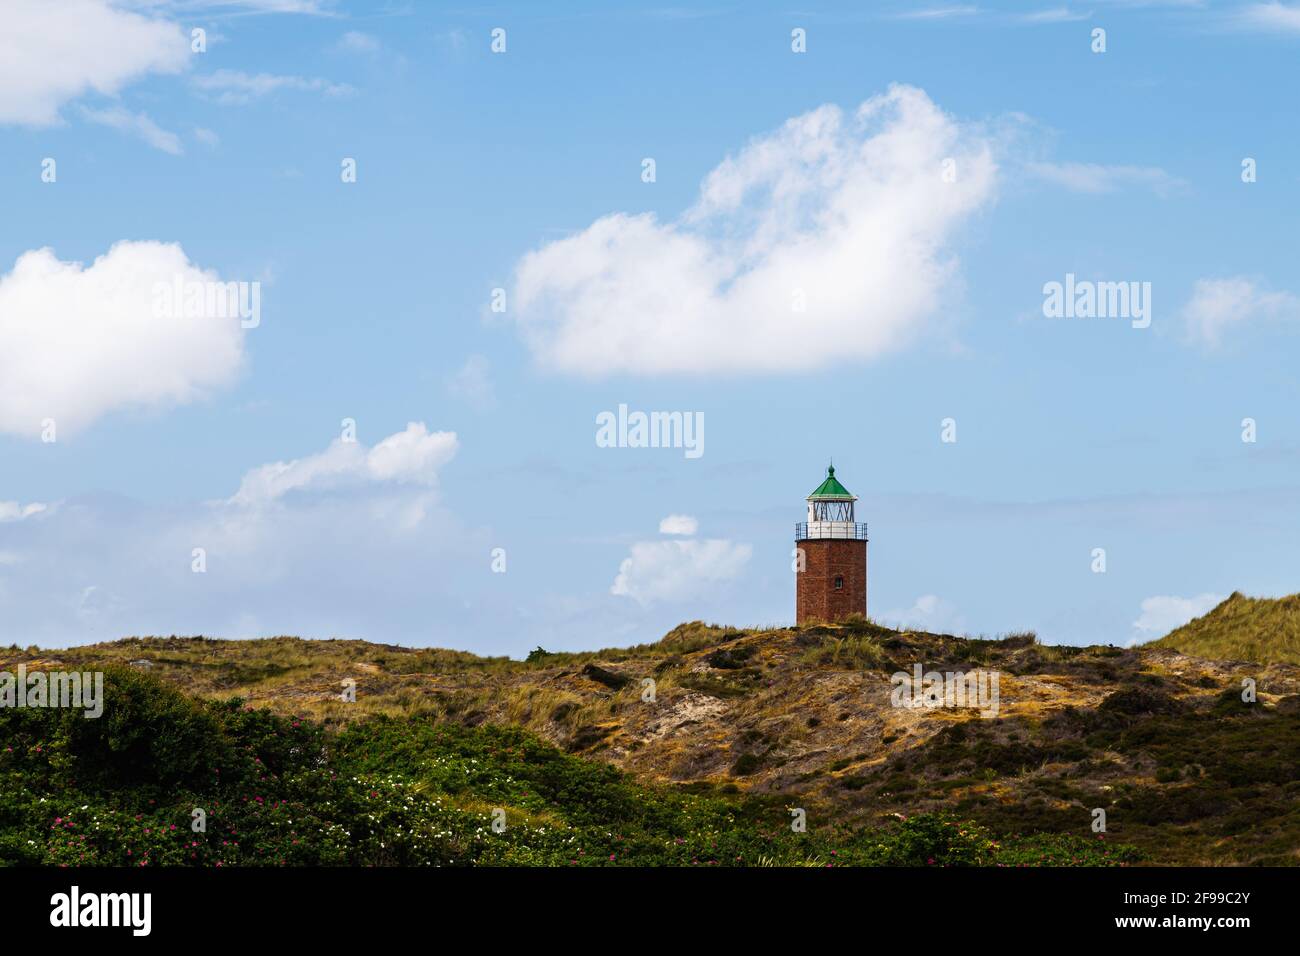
[795,464,868,624]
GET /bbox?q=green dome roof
[808,464,855,499]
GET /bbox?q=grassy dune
[4,614,1298,865]
[1150,592,1300,666]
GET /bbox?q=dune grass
[1150,592,1300,665]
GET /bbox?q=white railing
[795,521,868,541]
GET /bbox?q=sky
[2,0,1299,656]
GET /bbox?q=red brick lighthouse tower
[795,464,868,624]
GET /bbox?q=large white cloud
[0,0,188,126]
[512,84,996,376]
[0,241,249,439]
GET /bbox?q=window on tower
[834,576,844,590]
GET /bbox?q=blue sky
[2,0,1299,655]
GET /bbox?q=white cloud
[81,106,183,154]
[1026,161,1183,196]
[1131,593,1224,642]
[445,355,496,409]
[229,423,458,507]
[881,594,965,634]
[512,84,996,376]
[895,6,980,18]
[611,537,752,605]
[335,30,380,54]
[192,69,353,105]
[1021,7,1091,22]
[0,502,48,522]
[1180,277,1297,349]
[0,241,248,439]
[658,514,698,535]
[216,0,329,11]
[0,0,188,126]
[124,0,334,12]
[1235,2,1300,32]
[194,126,220,146]
[367,424,458,483]
[0,423,479,645]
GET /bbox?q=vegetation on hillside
[1149,591,1300,665]
[4,608,1298,866]
[0,665,1134,867]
